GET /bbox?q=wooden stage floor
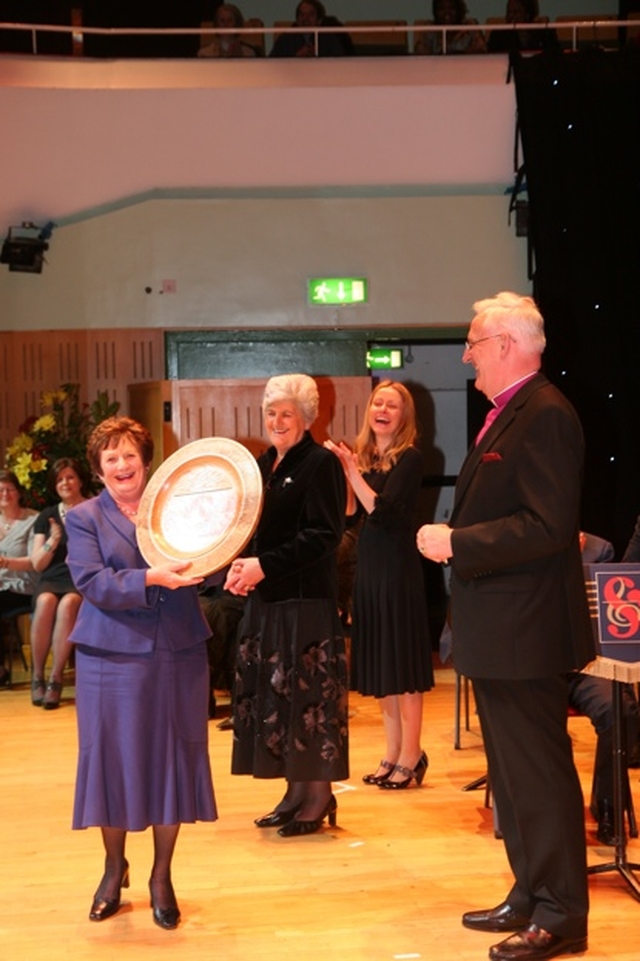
[1,662,638,961]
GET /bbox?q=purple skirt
[73,638,217,831]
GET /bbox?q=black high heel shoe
[362,759,395,785]
[379,751,429,790]
[255,803,302,828]
[149,881,181,930]
[277,794,338,837]
[30,676,45,704]
[89,859,130,922]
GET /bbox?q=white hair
[473,291,546,354]
[262,374,319,427]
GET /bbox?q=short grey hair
[262,374,319,427]
[473,291,546,354]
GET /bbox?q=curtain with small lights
[513,49,640,554]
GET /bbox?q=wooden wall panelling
[0,333,11,463]
[173,376,373,452]
[127,376,372,472]
[174,377,373,455]
[175,379,268,459]
[128,380,177,475]
[15,329,86,421]
[85,329,165,412]
[0,330,88,463]
[315,375,372,444]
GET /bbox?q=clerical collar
[491,370,539,409]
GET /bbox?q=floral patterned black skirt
[231,595,349,781]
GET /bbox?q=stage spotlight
[0,223,51,274]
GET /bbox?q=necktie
[475,405,501,446]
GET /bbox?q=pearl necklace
[58,500,84,523]
[116,503,138,518]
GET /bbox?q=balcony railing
[1,17,639,59]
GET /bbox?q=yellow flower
[12,452,36,488]
[32,413,56,433]
[5,432,33,459]
[41,389,67,410]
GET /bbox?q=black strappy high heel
[379,751,429,790]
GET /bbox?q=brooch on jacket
[480,451,502,463]
[282,476,294,487]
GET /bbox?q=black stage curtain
[512,49,640,555]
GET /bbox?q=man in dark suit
[418,292,594,961]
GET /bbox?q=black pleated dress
[351,446,433,698]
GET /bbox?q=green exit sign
[308,277,368,306]
[367,348,404,370]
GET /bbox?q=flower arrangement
[4,383,120,509]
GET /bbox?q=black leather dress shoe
[462,901,529,932]
[596,800,615,845]
[254,805,301,828]
[89,895,122,922]
[89,860,130,922]
[489,924,588,960]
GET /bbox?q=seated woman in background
[270,0,352,58]
[198,4,259,58]
[0,470,37,687]
[415,0,487,55]
[487,0,556,54]
[29,458,89,709]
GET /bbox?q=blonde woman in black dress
[326,381,433,789]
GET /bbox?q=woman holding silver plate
[66,416,216,930]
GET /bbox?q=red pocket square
[481,451,502,462]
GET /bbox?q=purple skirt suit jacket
[66,489,211,654]
[66,488,216,831]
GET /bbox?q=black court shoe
[89,860,130,922]
[277,795,338,837]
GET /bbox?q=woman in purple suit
[66,417,216,930]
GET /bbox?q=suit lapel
[452,373,548,519]
[100,489,138,548]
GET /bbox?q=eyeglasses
[464,333,503,351]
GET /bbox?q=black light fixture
[0,222,53,274]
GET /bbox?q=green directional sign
[308,277,368,306]
[366,348,404,370]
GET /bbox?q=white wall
[0,193,530,330]
[0,54,530,331]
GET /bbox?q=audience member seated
[270,1,353,58]
[622,512,640,561]
[570,530,640,845]
[414,0,487,56]
[29,458,89,710]
[0,470,37,688]
[198,572,245,722]
[487,0,558,54]
[198,4,260,58]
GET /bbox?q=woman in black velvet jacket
[225,374,348,836]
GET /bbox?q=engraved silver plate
[137,437,262,576]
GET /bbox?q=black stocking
[295,780,332,821]
[150,824,180,910]
[96,827,127,901]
